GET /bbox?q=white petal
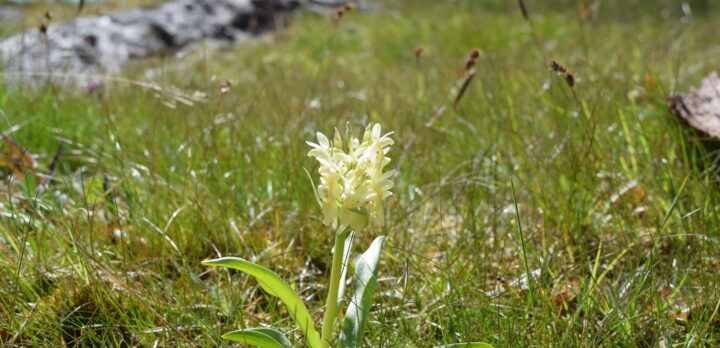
[371,123,381,139]
[316,132,330,147]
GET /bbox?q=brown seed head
[548,60,575,89]
[414,45,425,59]
[547,60,566,73]
[460,49,482,75]
[564,73,575,88]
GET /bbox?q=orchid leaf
[222,328,289,348]
[339,236,385,348]
[203,257,322,348]
[434,343,495,348]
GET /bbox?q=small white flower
[307,123,395,232]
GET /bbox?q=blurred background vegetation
[1,0,719,346]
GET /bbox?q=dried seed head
[548,60,575,89]
[564,73,575,88]
[414,45,425,59]
[547,60,566,73]
[460,49,482,75]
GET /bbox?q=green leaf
[339,236,385,348]
[336,231,354,310]
[245,328,294,348]
[222,329,287,348]
[203,257,322,348]
[434,343,495,348]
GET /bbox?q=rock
[0,5,22,21]
[0,0,305,85]
[669,72,720,140]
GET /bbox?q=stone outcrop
[0,0,345,84]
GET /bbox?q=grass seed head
[39,23,48,37]
[415,45,425,59]
[548,60,575,88]
[460,49,482,75]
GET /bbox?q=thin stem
[511,180,535,309]
[321,230,348,347]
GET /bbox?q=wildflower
[307,123,394,232]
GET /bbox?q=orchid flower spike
[307,123,395,233]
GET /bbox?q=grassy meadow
[1,0,720,346]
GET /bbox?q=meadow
[1,0,719,346]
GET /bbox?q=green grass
[1,0,720,346]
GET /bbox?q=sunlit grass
[1,1,719,346]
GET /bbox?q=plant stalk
[321,230,348,348]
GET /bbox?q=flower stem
[321,230,348,348]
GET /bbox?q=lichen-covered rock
[670,72,720,139]
[0,0,303,85]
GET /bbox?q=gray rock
[670,72,720,140]
[0,5,23,21]
[0,0,305,85]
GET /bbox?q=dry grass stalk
[517,0,529,20]
[454,70,476,108]
[40,144,63,188]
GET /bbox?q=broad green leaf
[245,328,293,348]
[222,329,286,348]
[434,343,495,348]
[203,257,322,348]
[339,236,385,348]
